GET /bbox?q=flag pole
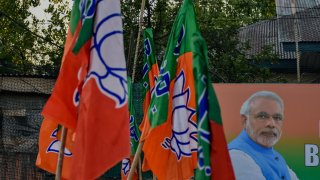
[131,0,146,82]
[55,126,68,180]
[138,156,142,180]
[128,0,146,179]
[129,142,144,179]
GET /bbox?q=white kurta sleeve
[229,149,266,180]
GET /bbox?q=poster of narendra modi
[214,84,320,179]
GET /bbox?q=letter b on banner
[305,144,319,166]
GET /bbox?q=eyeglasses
[250,112,284,122]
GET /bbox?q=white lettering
[305,144,319,166]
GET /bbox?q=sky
[30,0,73,22]
[29,0,51,21]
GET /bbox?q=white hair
[240,91,284,116]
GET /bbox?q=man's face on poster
[243,97,284,148]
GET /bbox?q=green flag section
[121,77,140,180]
[127,77,140,155]
[71,0,95,54]
[139,28,159,142]
[192,34,235,179]
[139,28,160,172]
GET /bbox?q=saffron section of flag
[37,0,87,177]
[41,0,91,130]
[36,118,74,179]
[144,53,198,180]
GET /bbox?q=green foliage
[123,0,279,83]
[0,0,70,75]
[0,0,280,82]
[194,0,278,82]
[38,0,70,75]
[0,0,40,74]
[0,0,69,75]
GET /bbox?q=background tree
[0,0,41,74]
[194,0,278,82]
[123,0,279,82]
[36,0,70,75]
[0,0,69,75]
[0,0,280,82]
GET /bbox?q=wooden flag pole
[55,126,68,180]
[128,0,146,179]
[128,141,144,180]
[138,156,142,180]
[131,0,146,83]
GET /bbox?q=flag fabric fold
[36,0,87,177]
[41,0,92,130]
[121,77,140,180]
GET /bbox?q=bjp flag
[38,0,130,179]
[139,28,159,142]
[37,0,90,177]
[69,0,130,179]
[138,28,160,172]
[192,19,235,180]
[143,0,200,179]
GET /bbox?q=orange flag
[36,0,89,177]
[38,0,129,179]
[143,53,198,180]
[138,28,159,172]
[69,0,130,179]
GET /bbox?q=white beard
[245,119,282,147]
